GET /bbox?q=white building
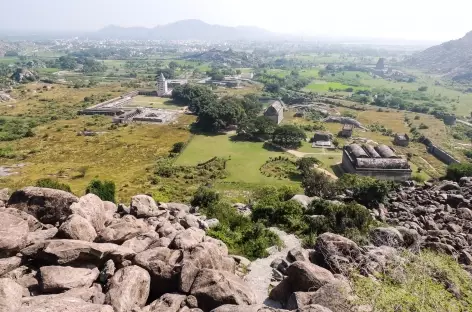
[157,73,170,97]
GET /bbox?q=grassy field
[129,95,185,109]
[176,133,298,186]
[0,115,194,202]
[303,80,358,92]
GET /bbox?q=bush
[418,86,428,92]
[412,173,427,183]
[307,199,372,236]
[446,163,472,181]
[296,157,320,174]
[337,174,393,207]
[171,142,185,153]
[419,123,429,129]
[191,186,220,208]
[35,178,72,192]
[302,170,336,197]
[464,150,472,159]
[86,179,116,202]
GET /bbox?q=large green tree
[172,84,217,114]
[197,96,246,132]
[272,124,306,148]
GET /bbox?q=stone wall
[428,145,460,165]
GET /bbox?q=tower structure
[157,73,168,96]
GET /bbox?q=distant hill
[404,31,472,81]
[93,19,279,41]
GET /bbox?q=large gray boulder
[2,265,39,293]
[0,211,29,257]
[180,242,235,293]
[105,265,150,312]
[311,233,362,273]
[141,293,187,312]
[370,227,404,248]
[0,278,23,312]
[290,195,317,208]
[269,261,335,303]
[210,305,287,312]
[26,227,58,246]
[7,187,78,224]
[286,279,354,312]
[39,266,100,292]
[122,231,160,253]
[59,214,97,242]
[130,195,166,218]
[0,207,43,231]
[166,203,191,218]
[19,296,113,312]
[0,256,22,276]
[190,269,256,311]
[133,247,183,297]
[70,194,107,232]
[97,215,149,244]
[21,239,135,265]
[171,227,205,250]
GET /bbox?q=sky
[1,0,471,42]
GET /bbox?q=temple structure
[157,73,172,97]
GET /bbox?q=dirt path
[244,227,302,307]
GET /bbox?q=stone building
[342,144,412,181]
[312,131,333,147]
[157,73,171,97]
[264,100,284,124]
[393,133,409,147]
[341,124,354,137]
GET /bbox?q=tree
[236,69,242,75]
[237,116,277,138]
[168,61,179,70]
[86,179,116,203]
[171,84,218,114]
[302,170,335,197]
[156,68,175,79]
[446,163,472,181]
[272,125,306,148]
[241,94,263,118]
[171,142,185,153]
[197,97,246,132]
[191,186,220,208]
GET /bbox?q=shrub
[464,150,472,159]
[412,173,426,183]
[296,157,320,174]
[171,142,185,153]
[337,174,393,207]
[302,170,336,197]
[191,186,220,208]
[36,178,72,193]
[419,123,429,129]
[418,86,428,92]
[446,163,472,181]
[86,179,116,202]
[307,199,372,235]
[414,115,420,120]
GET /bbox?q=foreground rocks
[0,187,253,312]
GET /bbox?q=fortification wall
[428,145,460,165]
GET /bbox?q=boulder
[456,208,472,220]
[171,227,205,250]
[0,207,43,231]
[0,188,9,202]
[141,293,187,312]
[287,247,310,262]
[396,227,421,250]
[0,211,29,257]
[190,269,256,311]
[286,279,354,312]
[290,195,316,208]
[21,239,135,266]
[130,195,166,218]
[181,214,201,229]
[97,215,149,244]
[19,296,113,312]
[39,266,100,292]
[270,258,289,275]
[167,203,191,218]
[63,284,106,304]
[180,242,235,293]
[297,305,333,312]
[206,218,220,229]
[3,265,39,293]
[203,237,229,255]
[103,201,117,221]
[7,187,78,224]
[105,266,150,312]
[311,233,362,273]
[0,256,22,276]
[70,194,106,232]
[122,231,160,253]
[370,227,404,248]
[133,247,183,297]
[59,214,97,242]
[210,305,286,312]
[0,278,23,312]
[26,227,58,246]
[186,295,199,308]
[99,259,115,283]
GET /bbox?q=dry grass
[0,114,195,202]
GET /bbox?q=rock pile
[373,178,472,268]
[0,187,256,312]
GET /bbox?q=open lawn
[129,95,185,110]
[303,80,358,92]
[0,115,194,202]
[175,133,298,186]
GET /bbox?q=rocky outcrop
[0,278,23,312]
[7,187,78,224]
[39,266,100,292]
[59,215,97,242]
[0,212,29,257]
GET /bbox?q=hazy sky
[1,0,470,41]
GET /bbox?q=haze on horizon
[1,0,471,42]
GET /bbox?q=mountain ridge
[93,19,280,41]
[404,31,472,81]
